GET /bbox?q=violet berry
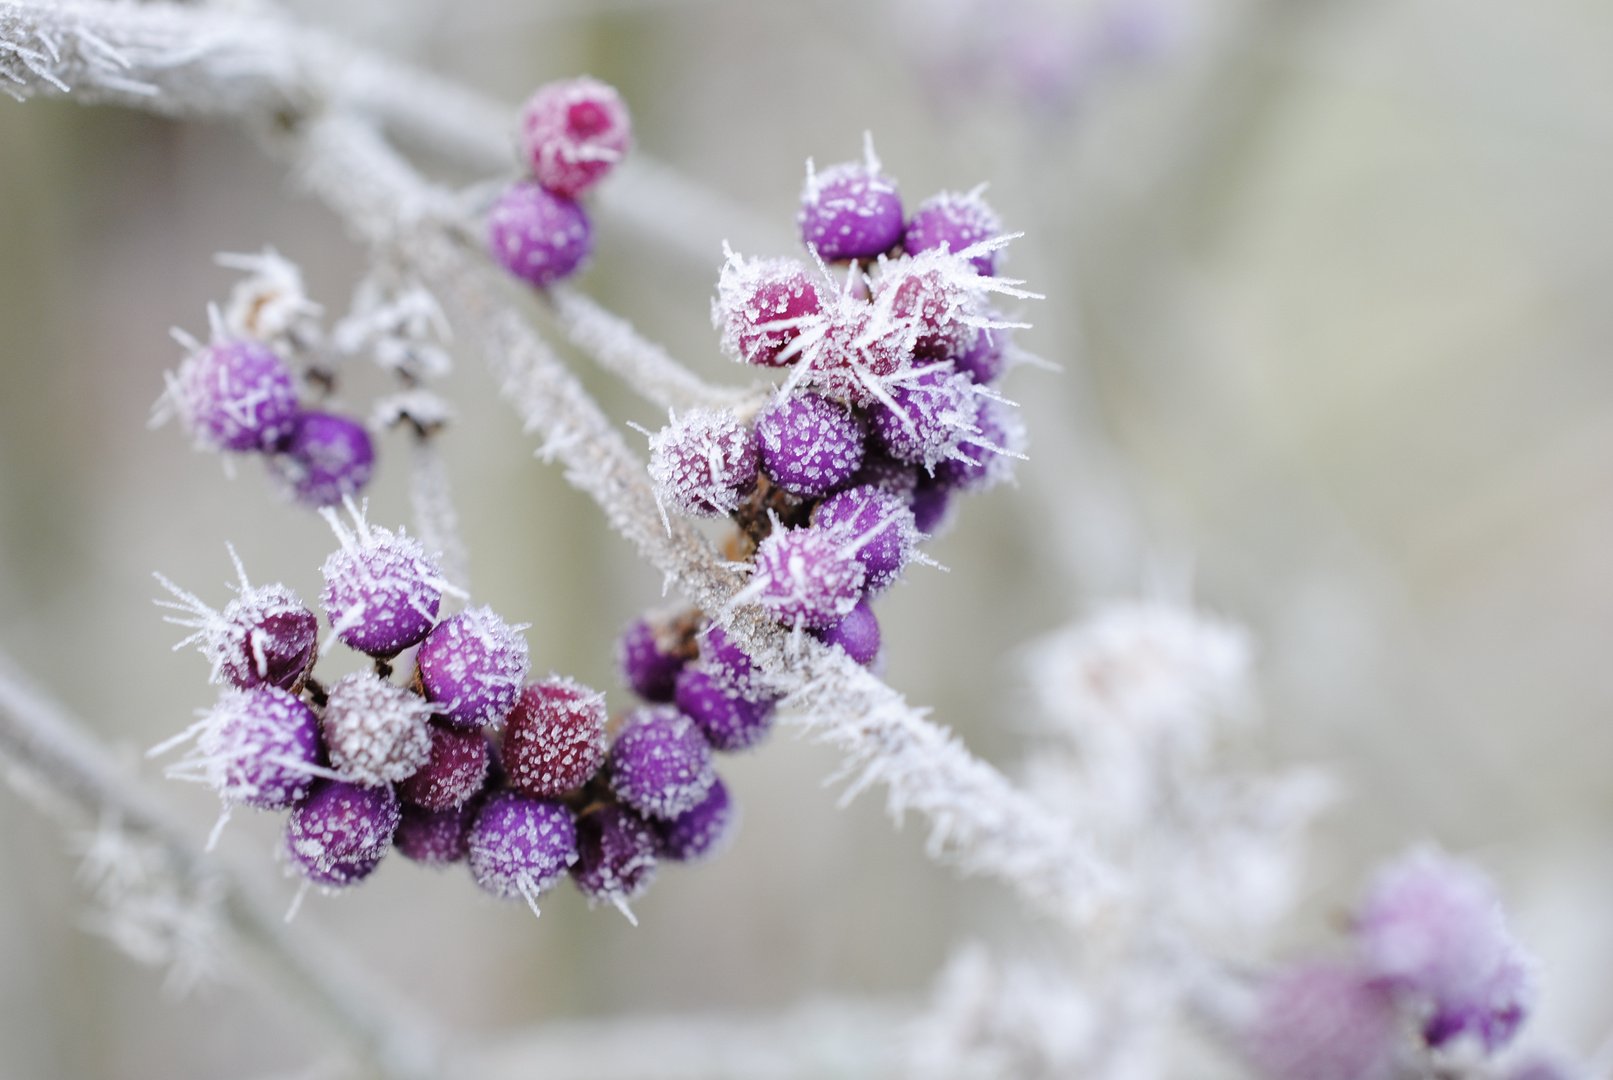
[798,143,905,261]
[502,676,609,798]
[904,189,1003,276]
[487,181,592,288]
[518,77,632,198]
[694,625,777,705]
[953,321,1009,384]
[755,391,867,498]
[813,485,921,592]
[1244,962,1397,1080]
[171,685,323,811]
[319,504,453,657]
[571,802,659,918]
[417,605,531,728]
[714,253,824,367]
[911,476,953,534]
[870,368,981,472]
[740,526,866,631]
[656,776,738,862]
[163,338,299,453]
[156,559,318,692]
[286,779,400,874]
[397,723,490,811]
[268,411,374,508]
[466,791,578,906]
[646,407,760,520]
[815,599,881,666]
[394,802,476,866]
[287,844,382,890]
[608,705,716,820]
[936,397,1027,493]
[673,666,774,753]
[322,670,435,787]
[617,617,689,703]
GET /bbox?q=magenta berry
[287,780,400,873]
[503,676,609,798]
[656,776,737,862]
[159,569,318,692]
[813,485,921,592]
[397,723,490,811]
[319,507,449,657]
[190,686,322,810]
[799,157,905,261]
[417,605,531,728]
[870,368,981,472]
[814,599,881,666]
[646,408,760,519]
[571,803,659,912]
[755,391,867,498]
[467,791,578,903]
[608,705,716,820]
[878,252,978,361]
[617,617,688,703]
[715,254,823,367]
[801,297,913,406]
[394,803,476,866]
[518,77,632,198]
[673,667,775,753]
[904,189,1003,276]
[936,397,1026,493]
[322,670,435,787]
[487,181,592,288]
[166,339,299,453]
[743,526,866,630]
[269,411,374,508]
[1244,962,1397,1080]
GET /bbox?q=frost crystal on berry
[397,723,490,811]
[795,292,914,406]
[645,407,759,521]
[417,605,531,728]
[467,791,578,910]
[287,846,382,891]
[904,188,1003,276]
[936,397,1027,492]
[876,249,983,361]
[714,252,824,367]
[617,617,689,703]
[322,671,435,787]
[394,803,476,866]
[503,676,609,798]
[571,803,659,921]
[738,526,866,631]
[870,368,982,472]
[798,138,905,261]
[268,411,374,508]
[656,776,738,863]
[158,686,323,811]
[694,625,777,706]
[519,77,632,198]
[287,780,400,874]
[755,391,867,498]
[319,502,454,657]
[814,485,922,592]
[1244,962,1397,1080]
[673,667,775,753]
[608,705,716,820]
[156,553,318,692]
[161,339,299,453]
[487,181,592,288]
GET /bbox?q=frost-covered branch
[408,436,470,596]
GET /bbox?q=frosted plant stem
[0,649,441,1080]
[408,433,470,597]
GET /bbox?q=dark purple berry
[870,368,980,472]
[397,723,491,811]
[519,78,632,198]
[571,802,659,915]
[189,686,322,810]
[646,408,759,519]
[467,791,578,904]
[322,670,435,787]
[715,254,824,367]
[673,667,774,753]
[487,181,592,288]
[394,802,476,866]
[755,391,866,498]
[287,780,400,873]
[320,507,449,657]
[814,599,881,666]
[158,568,318,692]
[903,189,1003,276]
[879,254,978,361]
[166,339,299,453]
[694,625,776,705]
[503,676,609,798]
[417,605,531,728]
[953,322,1008,384]
[742,526,865,631]
[911,476,953,534]
[656,776,737,862]
[608,705,716,820]
[269,411,374,508]
[813,485,920,592]
[799,156,904,261]
[617,617,688,703]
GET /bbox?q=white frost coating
[322,670,435,787]
[336,277,453,382]
[216,247,324,348]
[644,406,758,523]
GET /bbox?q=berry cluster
[487,78,632,288]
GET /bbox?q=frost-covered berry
[417,605,531,728]
[165,339,299,453]
[617,617,689,703]
[397,723,490,811]
[487,181,592,288]
[322,670,435,787]
[157,565,318,692]
[904,189,1003,276]
[646,408,759,520]
[287,780,400,873]
[815,599,881,666]
[518,77,632,198]
[870,368,981,472]
[1244,962,1397,1080]
[877,250,980,361]
[394,802,476,866]
[609,705,716,820]
[181,686,322,810]
[503,676,609,798]
[799,154,904,261]
[936,397,1026,493]
[673,667,774,753]
[694,625,776,705]
[1355,849,1534,1052]
[467,791,578,904]
[953,321,1008,384]
[911,476,953,534]
[845,448,921,505]
[656,776,737,862]
[755,391,867,498]
[800,295,914,405]
[742,526,866,630]
[287,844,382,890]
[320,505,451,657]
[268,411,374,508]
[714,254,824,367]
[571,803,659,915]
[814,485,921,592]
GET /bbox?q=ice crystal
[334,278,453,382]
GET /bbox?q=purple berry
[394,802,476,866]
[467,791,578,903]
[287,844,382,890]
[571,802,659,913]
[287,780,400,873]
[904,189,1003,276]
[319,506,450,657]
[608,705,716,819]
[656,776,737,862]
[814,599,881,666]
[878,252,979,361]
[694,625,777,705]
[673,667,774,753]
[166,339,299,453]
[487,181,592,288]
[646,408,760,519]
[911,476,953,534]
[158,567,318,692]
[397,723,490,810]
[953,321,1008,384]
[417,605,531,728]
[870,368,981,472]
[188,686,322,810]
[798,155,905,261]
[936,397,1026,493]
[519,77,632,198]
[843,447,921,505]
[322,670,435,787]
[268,411,374,508]
[743,526,865,631]
[714,254,824,367]
[755,391,867,498]
[1244,962,1397,1080]
[800,296,914,406]
[813,485,921,592]
[503,676,609,798]
[617,617,688,703]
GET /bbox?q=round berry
[503,676,609,798]
[167,339,299,453]
[571,802,659,912]
[320,510,448,657]
[673,666,774,753]
[608,705,716,820]
[487,181,592,288]
[656,776,737,863]
[646,408,759,519]
[193,686,322,810]
[467,791,578,902]
[268,411,374,508]
[799,160,904,261]
[518,77,632,198]
[617,617,688,703]
[394,802,476,866]
[877,251,978,361]
[871,369,981,472]
[904,189,1002,276]
[397,723,490,810]
[715,254,824,367]
[204,583,318,693]
[755,391,867,498]
[936,398,1026,493]
[814,599,881,666]
[744,526,865,631]
[288,844,382,890]
[322,671,435,787]
[1244,963,1397,1080]
[417,605,531,728]
[694,625,776,705]
[287,780,400,873]
[813,485,920,592]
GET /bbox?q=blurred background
[3,0,1613,1075]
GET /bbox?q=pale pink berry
[518,77,632,198]
[417,605,531,728]
[714,254,823,367]
[322,670,435,787]
[646,408,760,519]
[502,677,609,798]
[165,339,299,453]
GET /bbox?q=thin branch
[408,434,471,597]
